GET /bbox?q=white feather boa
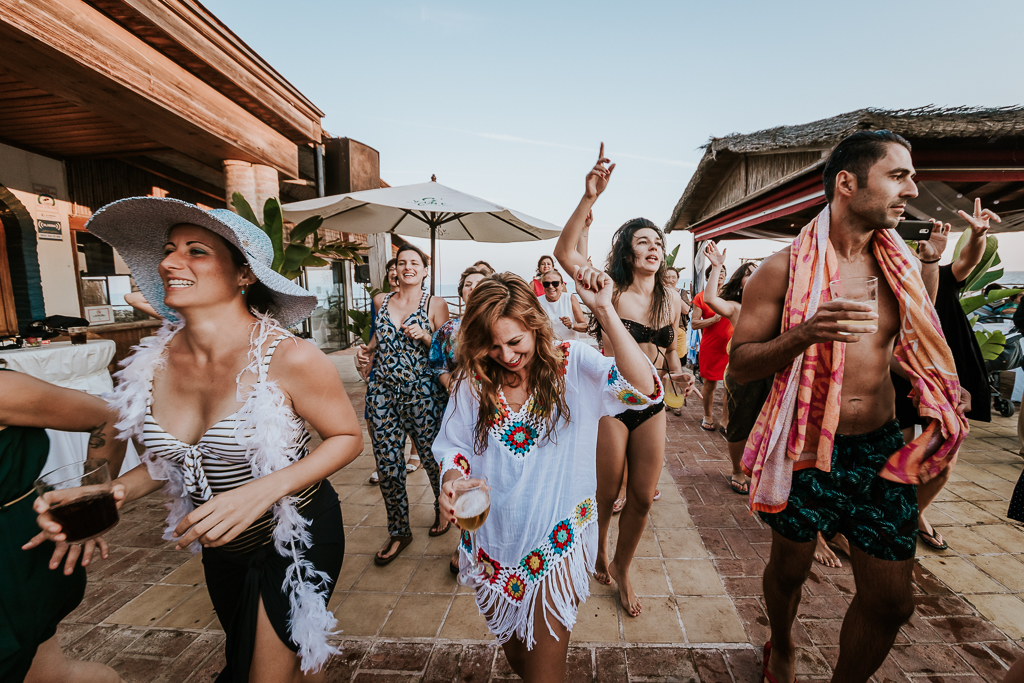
[106,314,340,672]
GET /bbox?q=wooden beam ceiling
[0,0,300,177]
[85,0,322,144]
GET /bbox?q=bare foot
[832,532,851,558]
[766,640,796,683]
[813,533,841,568]
[593,550,612,585]
[607,559,642,617]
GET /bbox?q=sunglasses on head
[542,281,561,288]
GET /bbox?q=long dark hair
[453,273,569,454]
[604,217,670,327]
[719,262,756,303]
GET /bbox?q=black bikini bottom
[202,481,344,682]
[613,402,665,431]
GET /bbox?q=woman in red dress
[692,265,731,432]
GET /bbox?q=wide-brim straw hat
[86,197,316,328]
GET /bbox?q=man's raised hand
[917,220,950,263]
[584,143,615,200]
[957,197,1001,238]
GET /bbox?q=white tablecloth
[0,340,140,476]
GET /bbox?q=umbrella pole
[430,223,437,296]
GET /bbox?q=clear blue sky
[210,0,1024,288]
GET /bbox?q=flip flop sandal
[918,526,948,551]
[762,641,796,683]
[368,471,380,485]
[450,555,460,575]
[406,461,420,473]
[652,490,662,502]
[429,511,451,537]
[728,475,749,495]
[699,419,716,431]
[612,497,626,514]
[374,535,412,566]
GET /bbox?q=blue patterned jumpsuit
[366,291,445,537]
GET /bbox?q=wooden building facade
[0,0,379,355]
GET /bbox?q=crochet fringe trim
[105,313,340,673]
[470,521,597,650]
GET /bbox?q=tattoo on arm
[88,422,107,450]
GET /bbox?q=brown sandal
[429,510,451,537]
[374,535,412,566]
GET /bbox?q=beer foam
[455,488,490,518]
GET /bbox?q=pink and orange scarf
[741,206,967,514]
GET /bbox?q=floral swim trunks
[758,420,918,562]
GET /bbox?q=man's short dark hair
[822,130,912,203]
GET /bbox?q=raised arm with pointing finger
[554,143,614,275]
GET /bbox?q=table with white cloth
[0,340,141,476]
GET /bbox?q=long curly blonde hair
[453,273,569,454]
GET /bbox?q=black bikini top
[620,319,674,349]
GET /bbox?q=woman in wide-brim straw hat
[37,197,364,682]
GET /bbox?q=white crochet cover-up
[433,340,663,648]
[105,314,340,673]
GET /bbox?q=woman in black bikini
[555,144,693,617]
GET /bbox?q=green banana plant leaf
[960,288,1023,315]
[301,255,330,269]
[975,329,1007,362]
[953,232,1000,292]
[231,192,260,227]
[280,244,312,280]
[261,200,286,272]
[347,309,373,344]
[666,245,680,269]
[227,194,363,281]
[289,215,324,246]
[969,264,1004,294]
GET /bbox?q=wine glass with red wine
[35,458,119,543]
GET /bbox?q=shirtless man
[729,130,967,683]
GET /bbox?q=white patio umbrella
[280,178,562,294]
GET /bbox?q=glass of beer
[828,277,878,334]
[34,458,119,543]
[68,326,88,345]
[452,477,491,588]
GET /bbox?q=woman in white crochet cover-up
[80,198,364,683]
[434,270,672,682]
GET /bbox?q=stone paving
[52,351,1024,681]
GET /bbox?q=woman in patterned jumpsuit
[367,243,451,564]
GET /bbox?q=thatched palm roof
[667,106,1024,233]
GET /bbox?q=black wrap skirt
[202,481,344,682]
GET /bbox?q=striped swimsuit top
[141,334,312,509]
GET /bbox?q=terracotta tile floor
[54,353,1024,681]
